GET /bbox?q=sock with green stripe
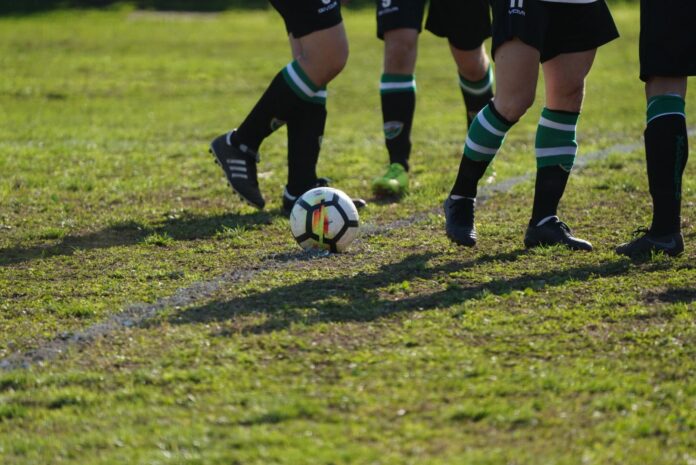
[381,74,416,171]
[283,61,329,196]
[451,102,514,197]
[233,60,327,153]
[286,100,327,196]
[459,65,494,128]
[645,94,688,235]
[530,108,579,225]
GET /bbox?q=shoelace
[557,220,572,234]
[631,227,650,237]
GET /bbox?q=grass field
[0,4,695,464]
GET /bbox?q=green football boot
[371,163,409,197]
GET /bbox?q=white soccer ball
[289,187,359,253]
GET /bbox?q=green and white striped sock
[380,74,416,95]
[459,66,494,127]
[647,93,686,123]
[459,65,493,100]
[281,60,327,105]
[463,103,513,162]
[535,108,579,171]
[380,74,416,168]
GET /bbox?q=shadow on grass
[0,210,275,267]
[168,251,632,334]
[644,287,696,304]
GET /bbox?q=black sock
[232,72,295,152]
[646,115,689,235]
[381,90,415,171]
[530,166,570,226]
[450,156,490,198]
[286,101,327,196]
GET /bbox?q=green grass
[1,5,695,464]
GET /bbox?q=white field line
[2,131,692,371]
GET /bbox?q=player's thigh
[288,35,302,60]
[272,0,347,83]
[450,44,489,81]
[297,23,349,84]
[645,77,688,100]
[492,38,540,121]
[542,49,596,112]
[383,28,419,74]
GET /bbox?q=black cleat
[281,186,301,215]
[209,131,265,209]
[444,196,477,247]
[524,216,592,251]
[282,178,367,215]
[616,228,684,258]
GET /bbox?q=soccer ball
[290,187,359,253]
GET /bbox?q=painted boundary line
[2,132,692,371]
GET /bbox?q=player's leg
[617,0,694,257]
[643,78,688,237]
[451,44,493,128]
[282,24,349,212]
[427,0,494,127]
[372,0,425,197]
[446,38,539,246]
[444,0,543,246]
[616,77,688,256]
[522,49,596,251]
[520,0,617,250]
[372,28,418,197]
[210,0,344,210]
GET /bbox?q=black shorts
[270,0,342,39]
[490,0,619,63]
[376,0,491,51]
[640,0,696,81]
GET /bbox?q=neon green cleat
[371,163,409,197]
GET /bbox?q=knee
[458,60,488,81]
[547,82,585,112]
[301,39,349,86]
[454,47,489,81]
[384,35,418,73]
[324,40,349,81]
[493,93,534,122]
